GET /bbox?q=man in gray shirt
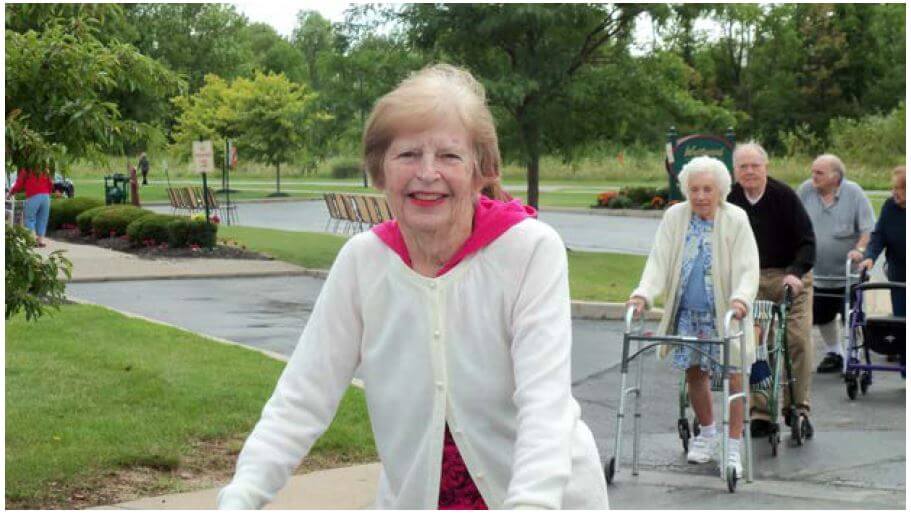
[797,154,875,373]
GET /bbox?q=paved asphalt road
[149,200,661,255]
[69,275,905,509]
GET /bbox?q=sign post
[193,140,214,224]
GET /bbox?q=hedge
[48,197,104,231]
[166,219,217,248]
[75,206,111,236]
[329,157,363,179]
[126,214,184,247]
[90,206,153,238]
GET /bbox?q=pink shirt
[372,195,536,509]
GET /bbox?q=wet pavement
[148,200,660,254]
[68,275,906,509]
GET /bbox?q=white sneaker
[723,447,743,479]
[687,435,718,464]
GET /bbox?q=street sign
[193,140,214,173]
[665,127,736,201]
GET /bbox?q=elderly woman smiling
[628,156,759,477]
[217,65,608,510]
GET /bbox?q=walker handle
[624,303,643,333]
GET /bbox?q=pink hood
[372,195,537,277]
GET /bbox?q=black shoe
[803,416,814,439]
[816,353,843,373]
[750,419,772,438]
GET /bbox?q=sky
[232,2,723,48]
[232,1,350,37]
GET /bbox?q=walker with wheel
[605,306,752,493]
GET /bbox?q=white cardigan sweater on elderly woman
[631,201,760,366]
[218,218,608,510]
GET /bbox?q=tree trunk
[276,163,281,194]
[521,119,541,209]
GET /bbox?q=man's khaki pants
[752,268,814,420]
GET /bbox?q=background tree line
[6,3,905,207]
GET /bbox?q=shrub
[607,195,632,209]
[329,157,363,179]
[5,223,72,321]
[91,206,153,238]
[166,218,217,248]
[829,103,905,167]
[126,214,183,247]
[76,206,111,236]
[47,197,104,231]
[596,191,619,207]
[619,186,658,205]
[166,218,190,248]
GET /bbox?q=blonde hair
[678,156,732,202]
[362,64,501,190]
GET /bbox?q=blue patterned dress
[671,215,724,375]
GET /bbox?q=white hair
[733,141,769,166]
[814,153,846,180]
[679,156,732,203]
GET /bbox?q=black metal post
[202,171,210,224]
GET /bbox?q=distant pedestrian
[796,154,875,374]
[860,166,905,317]
[6,167,53,247]
[629,156,759,478]
[138,152,150,186]
[218,64,608,510]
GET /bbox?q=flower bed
[594,185,675,210]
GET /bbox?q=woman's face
[687,171,721,219]
[892,175,905,208]
[381,117,481,236]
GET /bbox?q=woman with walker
[626,156,760,481]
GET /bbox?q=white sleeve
[631,211,674,307]
[217,242,364,509]
[504,226,575,510]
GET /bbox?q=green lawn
[219,226,644,301]
[5,304,375,508]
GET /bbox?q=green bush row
[125,214,217,248]
[48,197,104,231]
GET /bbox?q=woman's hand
[859,258,874,272]
[731,300,747,320]
[627,296,646,317]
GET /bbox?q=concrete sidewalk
[96,464,383,510]
[38,237,325,283]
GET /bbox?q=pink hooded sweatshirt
[372,195,537,509]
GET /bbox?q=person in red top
[7,167,53,247]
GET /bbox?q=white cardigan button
[433,330,441,338]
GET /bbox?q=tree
[171,73,331,195]
[5,6,183,172]
[123,3,254,92]
[243,22,307,83]
[398,4,658,208]
[291,10,335,90]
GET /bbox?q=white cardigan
[218,218,608,510]
[631,201,759,366]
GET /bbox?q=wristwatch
[854,247,866,254]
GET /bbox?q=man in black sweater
[728,142,816,439]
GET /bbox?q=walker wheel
[845,376,859,400]
[678,418,691,453]
[791,414,804,446]
[726,465,738,493]
[604,457,616,485]
[860,372,871,395]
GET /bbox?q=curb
[572,300,663,321]
[64,268,328,284]
[541,206,665,219]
